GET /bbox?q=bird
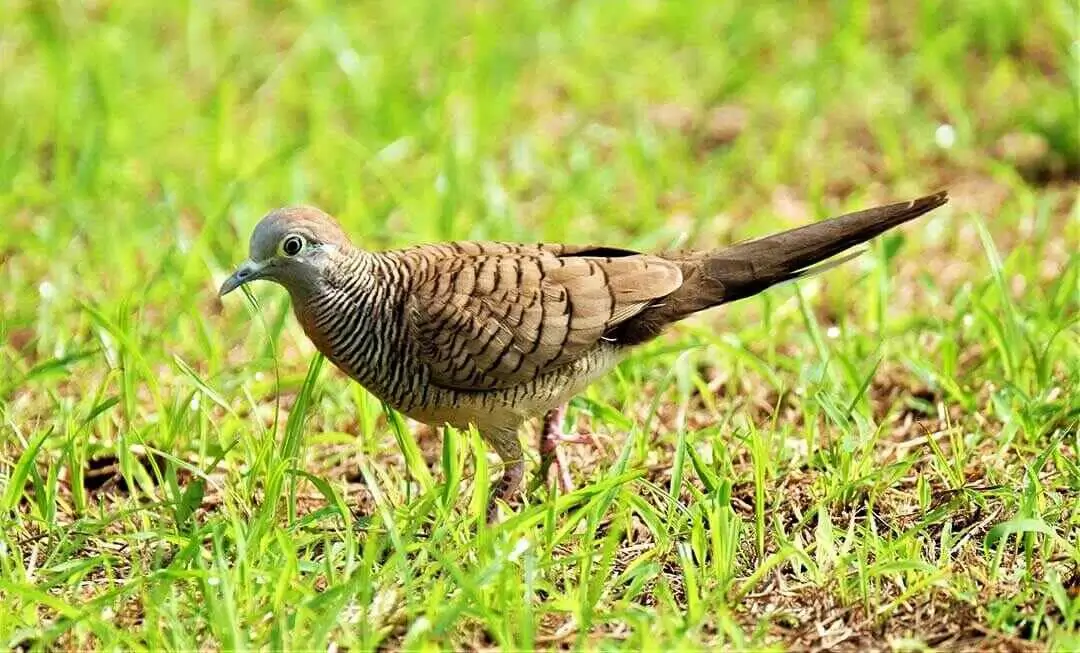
[219,190,949,521]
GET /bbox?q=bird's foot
[529,405,599,496]
[543,431,596,495]
[486,498,502,524]
[486,457,524,524]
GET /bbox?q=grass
[1,0,1078,650]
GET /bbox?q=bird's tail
[701,190,949,305]
[611,191,949,345]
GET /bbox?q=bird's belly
[400,344,625,431]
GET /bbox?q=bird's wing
[406,243,683,391]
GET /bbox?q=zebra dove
[219,191,949,521]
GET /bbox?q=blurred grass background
[1,0,1077,650]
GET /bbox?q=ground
[1,0,1078,650]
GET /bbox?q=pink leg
[530,404,595,494]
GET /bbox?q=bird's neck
[290,249,417,403]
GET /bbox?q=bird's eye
[281,234,305,257]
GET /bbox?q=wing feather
[406,243,683,390]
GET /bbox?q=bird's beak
[219,259,265,297]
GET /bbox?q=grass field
[1,0,1078,650]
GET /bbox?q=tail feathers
[609,190,948,346]
[705,190,949,304]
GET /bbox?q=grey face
[218,208,344,298]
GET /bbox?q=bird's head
[219,206,352,299]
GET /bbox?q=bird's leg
[530,404,595,495]
[486,430,524,523]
